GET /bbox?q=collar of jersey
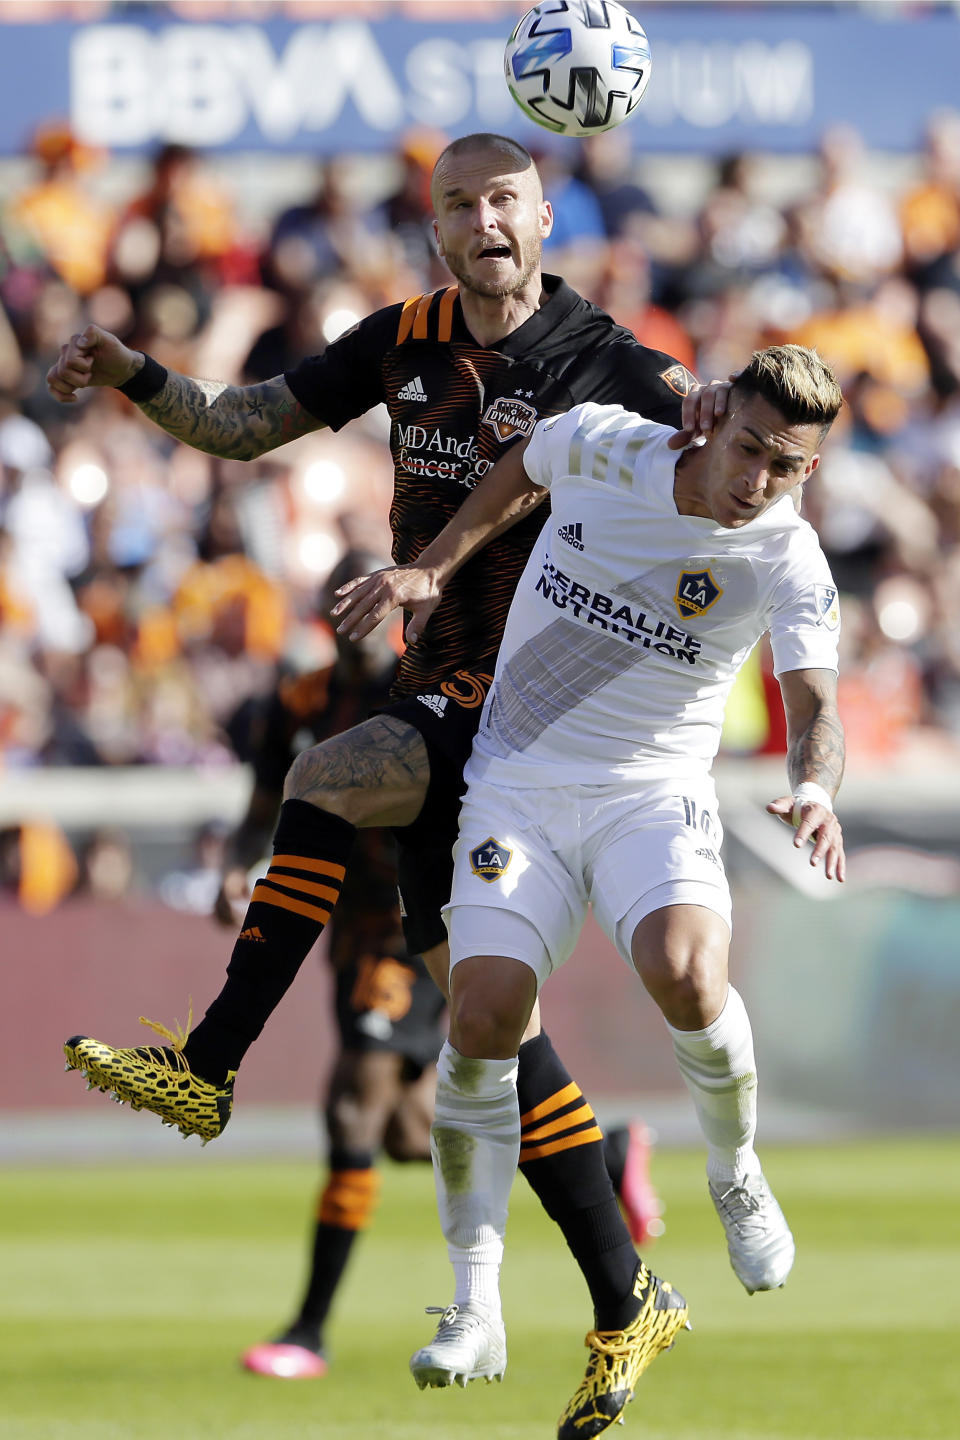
[452,274,580,353]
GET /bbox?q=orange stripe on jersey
[520,1126,605,1163]
[396,293,422,344]
[411,291,434,340]
[436,285,457,341]
[522,1100,597,1145]
[271,854,346,882]
[317,1168,382,1230]
[251,882,332,925]
[519,1081,582,1127]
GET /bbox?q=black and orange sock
[517,1031,641,1331]
[184,801,355,1083]
[293,1149,382,1343]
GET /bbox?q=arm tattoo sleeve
[787,683,846,799]
[139,373,321,460]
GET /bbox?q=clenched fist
[46,324,143,404]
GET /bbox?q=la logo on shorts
[469,837,513,883]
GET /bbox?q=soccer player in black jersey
[51,133,724,1438]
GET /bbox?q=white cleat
[709,1173,795,1294]
[410,1303,507,1390]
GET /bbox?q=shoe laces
[713,1180,768,1234]
[424,1303,485,1340]
[582,1327,635,1362]
[135,1003,194,1072]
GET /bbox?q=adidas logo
[397,375,428,403]
[240,925,265,942]
[558,521,584,551]
[416,693,449,719]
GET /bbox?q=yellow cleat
[63,1013,235,1142]
[557,1264,690,1439]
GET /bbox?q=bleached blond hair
[732,345,843,440]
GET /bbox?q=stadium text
[70,23,815,147]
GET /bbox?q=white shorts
[445,775,732,989]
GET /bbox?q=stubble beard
[449,237,542,300]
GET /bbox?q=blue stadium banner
[0,4,957,155]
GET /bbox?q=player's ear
[539,201,553,239]
[433,218,444,258]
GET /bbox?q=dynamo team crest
[469,837,513,883]
[482,396,538,442]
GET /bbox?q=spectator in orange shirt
[7,123,114,296]
[900,110,960,279]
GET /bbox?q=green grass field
[4,1137,960,1440]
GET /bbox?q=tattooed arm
[46,324,322,459]
[766,668,846,881]
[138,372,320,459]
[779,667,845,798]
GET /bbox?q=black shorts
[334,949,446,1075]
[382,669,493,954]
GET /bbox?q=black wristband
[117,353,168,403]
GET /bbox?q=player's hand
[46,324,143,404]
[214,867,251,928]
[668,377,734,450]
[766,795,846,882]
[332,564,443,645]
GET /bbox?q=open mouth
[476,243,512,261]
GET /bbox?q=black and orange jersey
[285,274,693,697]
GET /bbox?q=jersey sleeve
[522,403,607,490]
[767,539,841,676]
[590,340,694,429]
[283,303,402,429]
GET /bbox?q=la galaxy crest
[469,837,513,883]
[675,568,723,620]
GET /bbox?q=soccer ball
[504,0,652,139]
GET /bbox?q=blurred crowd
[1,113,959,886]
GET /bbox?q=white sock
[666,985,761,1184]
[431,1040,520,1319]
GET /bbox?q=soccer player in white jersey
[334,345,846,1418]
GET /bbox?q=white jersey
[466,402,841,789]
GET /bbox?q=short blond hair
[732,345,843,439]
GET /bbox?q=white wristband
[791,781,833,826]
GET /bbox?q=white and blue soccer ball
[504,0,652,138]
